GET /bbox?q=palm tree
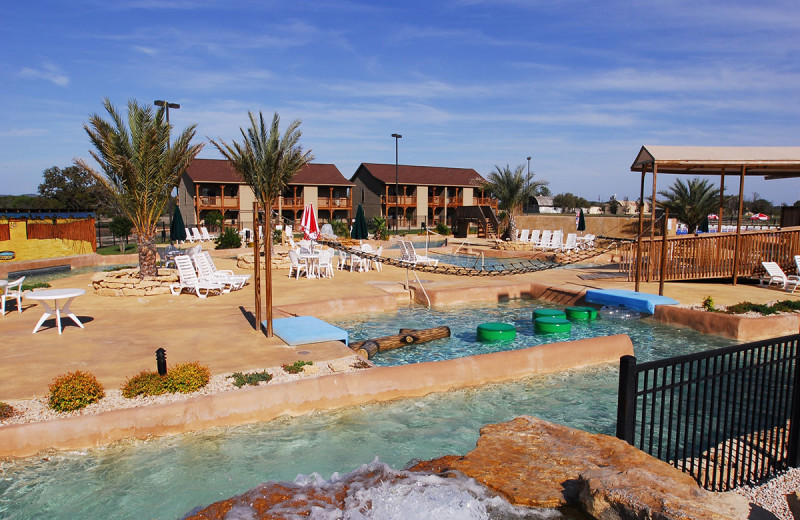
[210,112,313,336]
[658,177,720,233]
[480,164,548,240]
[78,99,203,278]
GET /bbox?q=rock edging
[91,268,178,297]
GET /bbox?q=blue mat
[268,316,349,346]
[584,289,678,315]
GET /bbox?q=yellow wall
[0,220,95,262]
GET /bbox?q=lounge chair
[169,255,224,298]
[199,251,250,289]
[1,276,25,315]
[201,227,217,241]
[760,261,800,293]
[562,233,578,252]
[287,250,308,279]
[518,229,530,243]
[191,227,204,242]
[185,227,195,243]
[400,240,438,266]
[535,230,552,249]
[795,255,800,277]
[373,246,384,271]
[529,230,541,246]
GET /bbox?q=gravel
[0,354,372,427]
[735,468,800,520]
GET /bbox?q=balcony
[474,197,498,209]
[272,197,303,209]
[196,195,240,209]
[318,196,350,209]
[429,196,463,207]
[380,195,417,206]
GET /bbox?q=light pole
[527,156,531,176]
[392,133,402,233]
[154,100,180,144]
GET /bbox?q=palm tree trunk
[138,233,157,278]
[508,213,517,242]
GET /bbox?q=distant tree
[480,164,548,240]
[109,216,134,252]
[203,210,223,232]
[0,194,49,209]
[608,195,620,215]
[794,200,800,208]
[553,192,590,213]
[536,186,551,197]
[658,177,720,233]
[77,98,204,278]
[38,165,115,215]
[746,192,774,215]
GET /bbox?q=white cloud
[17,63,70,87]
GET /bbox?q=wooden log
[349,326,451,359]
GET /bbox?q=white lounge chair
[201,227,217,241]
[518,229,530,243]
[169,255,224,298]
[373,246,384,271]
[1,276,24,315]
[795,255,800,277]
[192,254,235,293]
[562,233,578,252]
[191,227,204,242]
[287,250,308,279]
[760,261,800,293]
[185,227,195,243]
[198,251,249,289]
[401,241,438,266]
[535,230,552,249]
[529,230,541,247]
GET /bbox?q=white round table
[298,252,321,278]
[25,288,86,334]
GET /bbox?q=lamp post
[154,100,180,147]
[391,133,402,233]
[527,156,531,176]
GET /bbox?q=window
[361,189,364,203]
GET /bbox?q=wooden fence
[0,223,9,242]
[621,228,800,282]
[26,219,97,252]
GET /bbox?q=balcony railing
[381,195,417,205]
[196,196,240,209]
[318,197,350,209]
[428,196,463,207]
[272,197,303,209]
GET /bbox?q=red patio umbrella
[707,214,719,220]
[750,213,769,221]
[300,203,319,239]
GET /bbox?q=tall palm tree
[658,177,720,233]
[78,99,203,278]
[210,112,313,336]
[480,164,548,240]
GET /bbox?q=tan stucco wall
[416,186,428,227]
[239,186,257,229]
[516,214,640,239]
[303,186,318,215]
[463,187,474,207]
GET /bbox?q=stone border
[0,334,633,458]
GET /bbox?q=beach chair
[544,230,564,250]
[192,254,236,293]
[535,230,552,249]
[760,261,800,292]
[191,227,204,242]
[562,233,578,252]
[169,255,224,298]
[529,230,540,247]
[287,250,308,279]
[185,227,195,243]
[201,227,217,241]
[405,241,438,266]
[518,229,530,243]
[1,276,25,315]
[795,255,800,277]
[200,251,250,289]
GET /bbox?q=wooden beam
[659,208,669,296]
[252,201,262,330]
[731,166,746,286]
[647,163,658,282]
[635,168,646,292]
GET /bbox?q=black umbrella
[170,205,187,243]
[351,204,369,240]
[577,208,586,232]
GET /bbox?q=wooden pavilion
[628,146,800,291]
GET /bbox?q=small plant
[435,222,450,235]
[371,216,388,240]
[109,216,134,253]
[331,220,349,237]
[282,360,313,374]
[204,210,224,232]
[272,228,282,244]
[0,402,15,420]
[48,371,105,412]
[702,296,716,312]
[122,370,167,398]
[229,370,273,388]
[215,227,242,249]
[22,281,50,291]
[163,362,211,394]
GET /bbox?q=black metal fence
[617,334,800,491]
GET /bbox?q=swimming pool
[0,302,737,519]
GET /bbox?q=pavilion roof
[631,145,800,179]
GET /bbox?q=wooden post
[195,184,201,226]
[252,201,262,330]
[659,208,669,296]
[635,168,646,292]
[718,169,725,228]
[264,201,273,337]
[647,164,658,282]
[732,167,746,286]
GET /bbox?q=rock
[92,269,179,296]
[301,364,319,375]
[327,359,352,372]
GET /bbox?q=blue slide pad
[268,316,349,346]
[584,289,678,315]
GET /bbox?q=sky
[2,0,800,204]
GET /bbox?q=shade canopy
[170,205,187,243]
[631,145,800,179]
[351,204,369,240]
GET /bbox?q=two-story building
[178,158,353,230]
[349,163,496,228]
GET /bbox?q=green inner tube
[565,306,598,321]
[476,322,517,342]
[532,308,566,321]
[534,317,572,334]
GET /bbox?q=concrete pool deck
[1,242,799,402]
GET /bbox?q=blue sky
[3,0,800,204]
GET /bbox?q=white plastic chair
[518,229,530,243]
[536,230,552,248]
[201,227,217,241]
[288,250,308,279]
[1,276,25,315]
[191,227,204,242]
[562,233,577,251]
[760,261,800,293]
[316,249,335,278]
[185,227,195,243]
[373,246,384,271]
[169,256,224,298]
[199,251,249,289]
[529,230,540,246]
[337,250,349,270]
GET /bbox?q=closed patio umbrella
[170,205,187,244]
[351,204,369,240]
[577,208,586,232]
[300,204,319,239]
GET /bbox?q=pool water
[333,300,736,366]
[428,252,552,271]
[0,301,737,519]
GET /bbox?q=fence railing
[620,227,800,281]
[617,334,800,491]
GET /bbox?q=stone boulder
[236,251,290,271]
[91,268,178,297]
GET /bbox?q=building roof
[185,158,353,186]
[353,163,486,187]
[631,145,800,178]
[531,196,554,206]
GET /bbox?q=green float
[534,317,572,334]
[565,306,598,321]
[532,308,566,321]
[476,322,517,342]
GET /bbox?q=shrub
[230,370,273,388]
[726,302,776,315]
[163,362,211,394]
[435,222,450,235]
[0,402,15,420]
[331,220,349,237]
[702,296,716,312]
[48,371,105,412]
[282,360,313,374]
[215,227,242,249]
[273,228,282,244]
[122,370,167,398]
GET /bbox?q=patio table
[25,288,86,334]
[298,251,322,279]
